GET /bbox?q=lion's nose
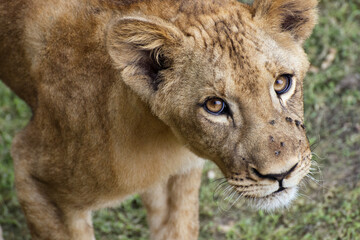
[251,163,298,181]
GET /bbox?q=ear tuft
[107,17,183,100]
[253,0,318,43]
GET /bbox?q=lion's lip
[240,187,298,211]
[241,187,290,199]
[274,186,286,193]
[258,186,292,198]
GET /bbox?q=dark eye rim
[275,74,293,95]
[203,97,228,115]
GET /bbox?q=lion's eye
[204,98,226,115]
[274,74,292,95]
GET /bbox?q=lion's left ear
[107,17,184,103]
[253,0,318,44]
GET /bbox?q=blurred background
[1,0,359,239]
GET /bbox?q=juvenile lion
[0,0,317,239]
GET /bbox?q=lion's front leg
[141,167,203,240]
[14,167,95,240]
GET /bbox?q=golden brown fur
[0,0,317,239]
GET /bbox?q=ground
[1,0,360,239]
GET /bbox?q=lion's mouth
[274,186,286,193]
[243,186,298,211]
[215,182,298,212]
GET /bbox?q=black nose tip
[252,163,298,181]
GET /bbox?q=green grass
[1,0,360,239]
[0,80,31,239]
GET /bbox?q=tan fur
[0,0,317,239]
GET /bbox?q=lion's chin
[246,186,298,212]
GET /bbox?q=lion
[0,0,318,239]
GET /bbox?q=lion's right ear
[107,17,184,102]
[253,0,318,44]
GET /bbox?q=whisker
[217,186,237,212]
[310,134,321,152]
[305,174,328,191]
[311,153,326,161]
[297,192,314,201]
[232,192,244,207]
[306,174,321,184]
[300,178,310,187]
[213,181,230,202]
[308,170,322,175]
[214,184,231,202]
[211,177,227,184]
[213,179,228,193]
[225,188,238,201]
[222,185,233,194]
[229,191,244,210]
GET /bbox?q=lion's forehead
[175,10,307,98]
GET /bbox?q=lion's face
[107,0,317,210]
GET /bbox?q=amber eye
[204,98,226,115]
[274,74,292,95]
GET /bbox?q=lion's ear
[253,0,318,43]
[107,17,183,102]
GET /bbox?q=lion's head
[107,0,317,210]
